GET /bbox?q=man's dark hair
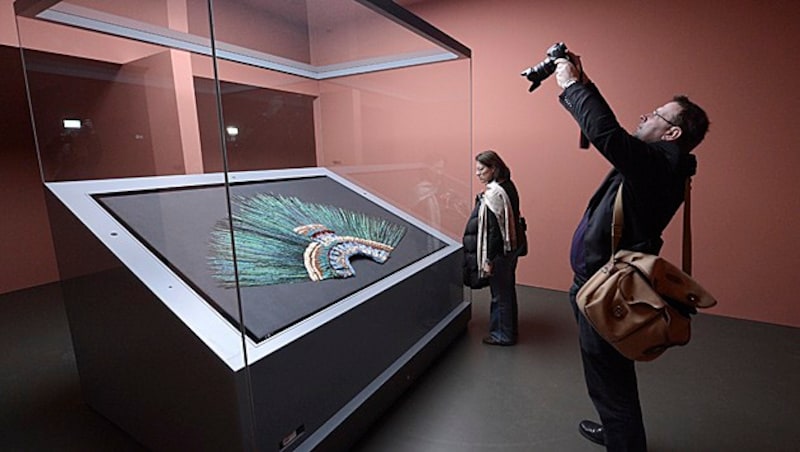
[672,95,710,152]
[476,149,511,181]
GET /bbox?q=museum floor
[2,283,798,451]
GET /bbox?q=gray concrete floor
[2,283,799,451]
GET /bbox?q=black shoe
[579,420,605,446]
[482,336,516,346]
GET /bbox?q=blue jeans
[487,253,518,343]
[569,280,647,452]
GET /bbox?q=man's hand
[555,51,589,89]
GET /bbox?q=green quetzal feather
[209,193,406,287]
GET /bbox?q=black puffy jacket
[462,192,508,289]
[462,197,486,288]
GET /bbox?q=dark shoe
[482,336,516,346]
[579,420,605,446]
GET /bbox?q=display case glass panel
[16,1,471,449]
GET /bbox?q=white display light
[63,119,82,129]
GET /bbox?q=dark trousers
[487,254,518,343]
[569,281,647,452]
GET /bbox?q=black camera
[521,42,568,92]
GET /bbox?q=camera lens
[520,42,568,92]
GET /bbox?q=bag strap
[611,183,624,254]
[611,179,693,275]
[682,178,692,275]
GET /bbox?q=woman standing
[463,150,522,346]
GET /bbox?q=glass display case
[15,0,471,450]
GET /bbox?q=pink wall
[0,44,59,292]
[315,60,472,240]
[0,1,53,292]
[0,0,17,46]
[399,0,800,326]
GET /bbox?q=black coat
[560,82,697,280]
[462,196,489,289]
[462,180,521,288]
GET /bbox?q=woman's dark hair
[476,150,511,181]
[672,95,710,152]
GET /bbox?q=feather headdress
[209,193,406,288]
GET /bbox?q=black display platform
[94,175,446,341]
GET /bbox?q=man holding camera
[552,51,709,451]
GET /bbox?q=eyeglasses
[652,110,678,127]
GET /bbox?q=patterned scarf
[477,181,517,278]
